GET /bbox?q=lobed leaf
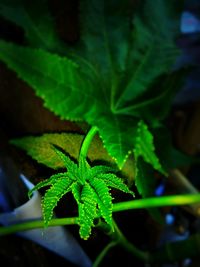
[0,0,185,170]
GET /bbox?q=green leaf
[89,165,117,179]
[117,69,191,125]
[71,182,82,204]
[0,0,61,50]
[10,133,83,169]
[78,183,97,240]
[71,182,97,239]
[98,173,134,197]
[135,159,156,198]
[11,133,117,169]
[52,146,78,178]
[28,172,67,198]
[95,114,138,168]
[0,41,100,121]
[114,0,183,109]
[133,121,166,175]
[0,0,184,169]
[90,178,113,227]
[79,0,131,80]
[42,177,73,226]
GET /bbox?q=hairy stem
[79,126,98,162]
[0,217,78,236]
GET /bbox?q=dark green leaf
[0,0,61,50]
[114,0,183,109]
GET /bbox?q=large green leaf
[0,0,184,169]
[79,0,131,87]
[114,0,183,109]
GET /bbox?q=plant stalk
[113,193,200,214]
[78,126,98,162]
[1,193,200,236]
[0,217,78,236]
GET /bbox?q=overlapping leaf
[11,133,113,169]
[0,0,185,170]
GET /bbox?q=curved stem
[97,220,149,262]
[93,241,117,267]
[113,220,149,262]
[79,126,98,162]
[0,217,78,236]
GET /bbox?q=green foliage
[0,0,62,50]
[0,0,185,170]
[10,133,115,169]
[29,146,134,239]
[133,121,166,175]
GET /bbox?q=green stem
[93,241,117,267]
[113,220,149,262]
[97,220,149,262]
[113,193,200,213]
[0,217,78,236]
[1,193,200,237]
[79,126,98,162]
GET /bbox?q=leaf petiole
[78,126,99,162]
